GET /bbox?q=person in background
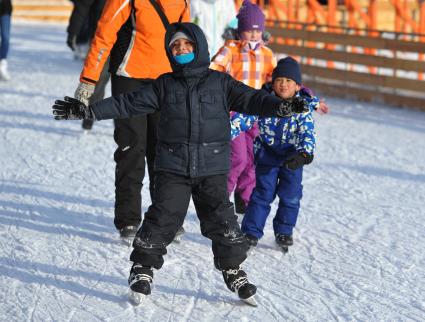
[190,0,236,57]
[66,0,109,131]
[210,0,276,215]
[241,57,317,253]
[72,0,190,244]
[0,0,12,81]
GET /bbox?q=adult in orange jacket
[74,0,190,242]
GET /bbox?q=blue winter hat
[272,57,302,84]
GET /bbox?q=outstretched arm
[53,82,160,121]
[91,82,160,120]
[224,75,307,118]
[316,98,330,114]
[299,86,330,114]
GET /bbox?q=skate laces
[129,265,153,287]
[224,267,249,292]
[226,268,240,275]
[231,276,249,292]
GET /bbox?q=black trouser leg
[113,116,147,229]
[111,75,154,230]
[130,172,191,269]
[192,175,248,270]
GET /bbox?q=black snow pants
[130,172,249,270]
[111,75,160,230]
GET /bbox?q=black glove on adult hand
[52,96,95,120]
[66,34,77,51]
[284,152,314,170]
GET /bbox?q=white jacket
[190,0,236,57]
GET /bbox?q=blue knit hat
[272,57,302,84]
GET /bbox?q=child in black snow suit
[52,22,307,305]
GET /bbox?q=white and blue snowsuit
[241,90,317,238]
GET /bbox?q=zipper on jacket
[184,80,196,175]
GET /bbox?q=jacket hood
[165,22,210,76]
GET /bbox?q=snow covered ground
[1,23,424,322]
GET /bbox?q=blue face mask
[174,52,195,64]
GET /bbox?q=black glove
[291,96,310,114]
[52,96,95,120]
[277,97,309,118]
[66,33,77,51]
[277,100,294,117]
[284,152,314,170]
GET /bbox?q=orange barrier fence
[267,20,425,110]
[12,0,72,23]
[236,0,425,35]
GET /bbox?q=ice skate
[222,267,257,306]
[0,60,11,81]
[173,226,185,243]
[128,264,153,305]
[245,234,258,248]
[275,233,293,254]
[82,119,94,131]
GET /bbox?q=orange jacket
[80,0,190,84]
[210,40,276,90]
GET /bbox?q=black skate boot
[234,192,246,215]
[119,225,138,246]
[128,264,153,305]
[245,234,258,248]
[275,233,293,254]
[82,119,94,131]
[222,267,257,306]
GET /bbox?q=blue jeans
[241,165,303,239]
[0,15,11,59]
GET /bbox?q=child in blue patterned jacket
[240,56,317,252]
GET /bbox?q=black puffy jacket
[91,22,284,178]
[0,0,12,16]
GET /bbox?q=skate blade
[241,295,258,307]
[128,290,146,306]
[173,238,181,244]
[247,246,256,255]
[173,235,182,243]
[280,246,289,254]
[120,237,134,247]
[173,237,182,244]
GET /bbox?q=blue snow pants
[241,164,303,239]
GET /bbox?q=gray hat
[168,31,194,47]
